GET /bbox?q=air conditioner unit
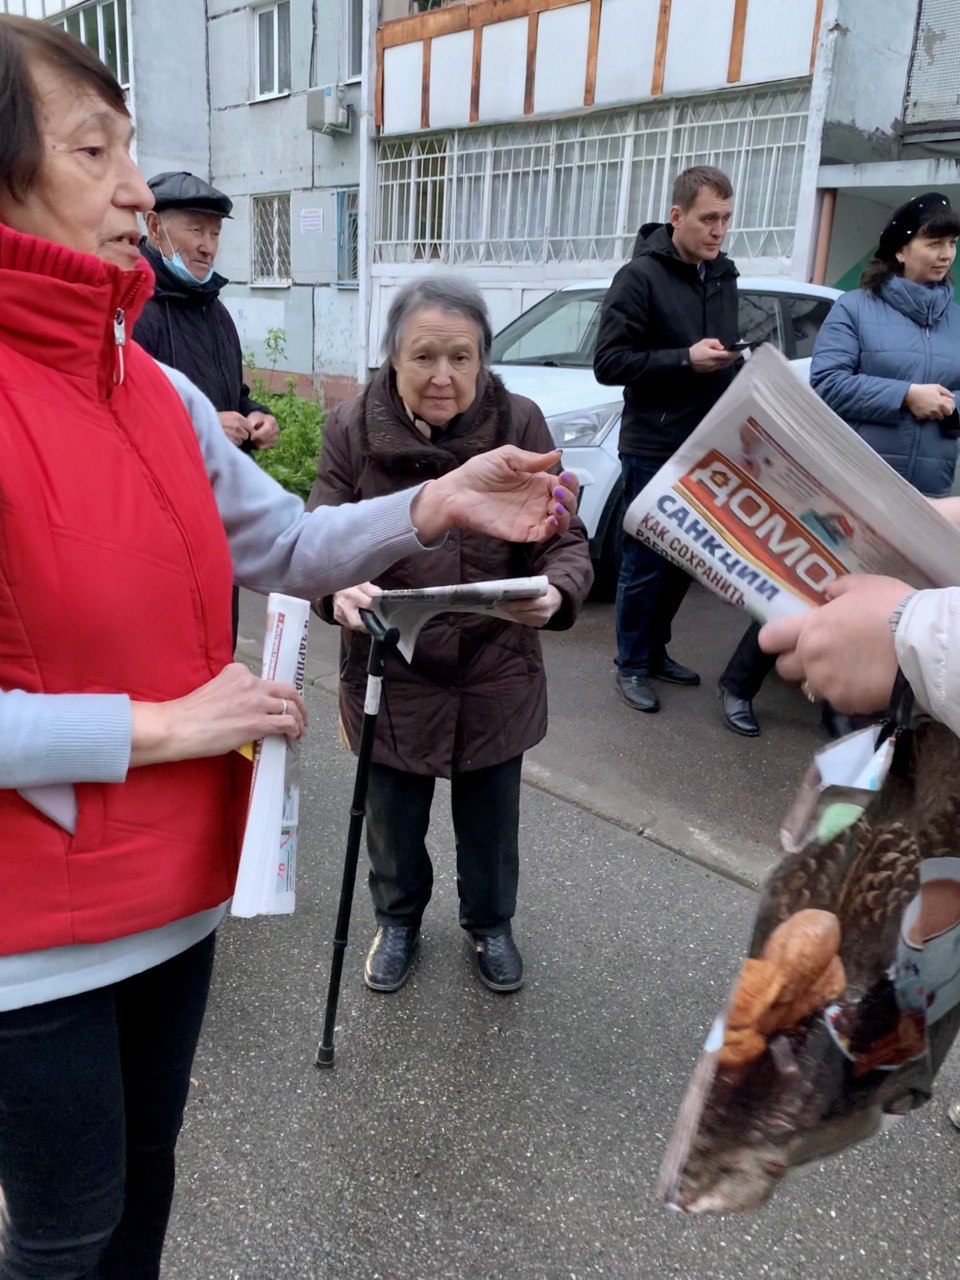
[306,84,351,135]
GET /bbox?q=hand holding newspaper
[365,576,548,661]
[623,345,960,622]
[232,593,310,918]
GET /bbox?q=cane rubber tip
[315,1046,335,1069]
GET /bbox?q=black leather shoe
[718,684,760,736]
[363,925,419,992]
[471,930,524,992]
[616,671,660,712]
[650,655,701,686]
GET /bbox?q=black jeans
[719,621,777,700]
[615,455,692,674]
[365,756,522,936]
[0,932,216,1280]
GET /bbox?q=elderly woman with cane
[0,17,577,1279]
[308,279,593,997]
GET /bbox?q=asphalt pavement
[157,603,960,1279]
[236,584,823,887]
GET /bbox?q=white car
[490,277,841,595]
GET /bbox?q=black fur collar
[359,364,513,476]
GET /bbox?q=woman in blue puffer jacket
[812,191,960,496]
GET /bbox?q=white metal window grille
[252,193,291,282]
[345,0,363,80]
[375,85,810,266]
[337,188,360,284]
[904,0,960,126]
[48,0,129,88]
[255,0,291,98]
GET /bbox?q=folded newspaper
[232,593,310,918]
[623,344,960,621]
[367,577,548,661]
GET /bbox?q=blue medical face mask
[159,218,215,286]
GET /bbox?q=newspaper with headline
[623,345,960,621]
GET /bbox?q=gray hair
[382,277,493,365]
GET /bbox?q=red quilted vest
[0,225,247,955]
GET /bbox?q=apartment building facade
[5,0,960,402]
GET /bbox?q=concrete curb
[235,634,773,892]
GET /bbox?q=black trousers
[365,756,522,937]
[0,932,215,1280]
[719,621,777,700]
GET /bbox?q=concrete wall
[129,0,209,179]
[824,192,890,289]
[820,0,918,163]
[204,0,364,401]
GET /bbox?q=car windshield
[490,290,607,367]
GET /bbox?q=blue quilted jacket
[810,276,960,495]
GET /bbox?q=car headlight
[545,403,622,448]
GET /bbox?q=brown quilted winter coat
[306,364,593,776]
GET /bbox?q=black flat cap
[147,171,233,218]
[877,191,953,260]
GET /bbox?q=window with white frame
[336,188,360,285]
[252,193,291,283]
[376,84,810,266]
[255,1,291,99]
[344,0,364,81]
[50,0,129,88]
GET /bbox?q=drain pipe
[812,189,837,285]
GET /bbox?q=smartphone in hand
[726,339,763,352]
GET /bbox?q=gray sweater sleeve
[0,364,435,788]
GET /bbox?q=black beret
[147,171,233,219]
[877,191,953,261]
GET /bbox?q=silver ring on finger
[801,681,819,704]
[280,698,289,716]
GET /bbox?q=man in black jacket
[135,171,279,645]
[595,165,767,730]
[134,171,279,453]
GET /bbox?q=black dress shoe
[364,925,419,992]
[471,930,524,992]
[616,671,660,712]
[718,684,760,736]
[650,655,701,686]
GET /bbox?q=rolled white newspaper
[231,593,310,918]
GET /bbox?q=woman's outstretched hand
[411,447,579,543]
[129,662,307,768]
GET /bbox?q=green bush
[250,379,325,502]
[243,328,324,502]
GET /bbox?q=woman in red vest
[0,19,576,1280]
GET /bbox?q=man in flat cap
[135,172,279,644]
[135,171,279,454]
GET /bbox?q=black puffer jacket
[594,222,740,459]
[132,240,266,420]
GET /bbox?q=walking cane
[315,608,400,1069]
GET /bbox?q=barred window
[49,0,130,88]
[376,84,810,266]
[336,188,359,286]
[252,193,291,283]
[255,1,291,98]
